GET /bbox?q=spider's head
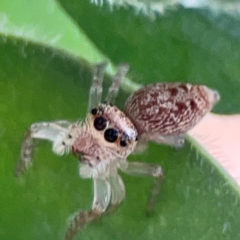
[72,103,138,178]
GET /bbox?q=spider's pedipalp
[88,62,108,111]
[105,63,129,104]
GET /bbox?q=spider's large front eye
[94,116,107,131]
[104,128,118,142]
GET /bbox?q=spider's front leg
[88,62,130,111]
[88,62,108,111]
[15,120,72,177]
[121,161,164,215]
[105,63,129,104]
[65,178,111,240]
[65,173,125,240]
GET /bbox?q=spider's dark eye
[94,116,107,131]
[91,108,98,115]
[104,128,118,142]
[120,140,127,147]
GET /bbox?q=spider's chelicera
[16,62,220,240]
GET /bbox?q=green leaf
[0,0,104,62]
[58,0,240,114]
[0,1,240,240]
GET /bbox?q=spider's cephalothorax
[16,62,220,240]
[72,102,138,178]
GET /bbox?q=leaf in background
[0,1,240,240]
[58,0,240,114]
[0,0,104,62]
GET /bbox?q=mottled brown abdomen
[124,83,220,136]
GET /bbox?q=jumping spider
[16,62,220,240]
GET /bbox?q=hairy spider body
[16,62,220,240]
[124,82,220,148]
[72,103,138,179]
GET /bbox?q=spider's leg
[121,162,163,215]
[100,173,126,216]
[88,62,108,111]
[53,120,72,128]
[16,121,72,177]
[140,133,185,149]
[65,178,111,240]
[109,173,125,205]
[105,63,129,104]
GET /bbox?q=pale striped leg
[121,162,163,215]
[88,62,108,111]
[141,133,185,149]
[65,174,126,240]
[65,178,111,240]
[105,63,129,104]
[104,173,125,215]
[15,121,71,177]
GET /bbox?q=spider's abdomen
[124,83,220,136]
